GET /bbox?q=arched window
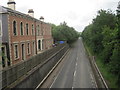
[26,23,29,35]
[20,22,23,35]
[32,24,34,35]
[13,21,17,35]
[27,43,30,54]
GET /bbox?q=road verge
[83,41,109,89]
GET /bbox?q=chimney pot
[28,9,34,17]
[7,0,16,10]
[40,16,44,21]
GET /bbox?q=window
[21,44,25,60]
[32,24,34,35]
[37,25,40,36]
[0,20,2,36]
[27,43,30,54]
[20,22,24,35]
[2,47,6,67]
[38,40,41,50]
[13,21,17,35]
[14,44,19,59]
[26,23,29,35]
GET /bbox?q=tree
[116,1,120,40]
[51,22,79,44]
[101,26,117,64]
[82,6,120,88]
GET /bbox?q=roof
[0,6,50,25]
[0,5,8,13]
[1,6,38,21]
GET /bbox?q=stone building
[0,0,53,69]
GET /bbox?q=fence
[2,43,69,89]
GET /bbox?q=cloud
[1,0,119,32]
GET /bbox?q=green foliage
[82,3,120,88]
[51,22,79,44]
[101,26,117,64]
[109,42,120,74]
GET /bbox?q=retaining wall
[2,43,69,89]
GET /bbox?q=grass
[96,58,118,88]
[83,42,118,88]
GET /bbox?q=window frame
[21,43,25,60]
[38,40,41,50]
[14,44,19,60]
[13,20,17,36]
[1,46,7,67]
[26,23,29,35]
[20,22,24,35]
[32,24,34,35]
[27,42,31,55]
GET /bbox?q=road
[50,38,97,88]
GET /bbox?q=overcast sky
[1,0,119,32]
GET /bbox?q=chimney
[7,0,16,10]
[28,9,34,17]
[40,16,44,22]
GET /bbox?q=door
[21,44,25,60]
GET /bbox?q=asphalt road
[50,38,97,88]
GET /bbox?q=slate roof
[0,6,50,24]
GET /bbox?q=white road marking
[76,57,78,60]
[49,60,66,88]
[76,63,77,66]
[72,86,74,90]
[74,71,76,77]
[72,60,78,88]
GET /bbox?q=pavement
[41,38,97,88]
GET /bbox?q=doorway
[21,44,25,60]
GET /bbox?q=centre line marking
[76,57,78,60]
[72,86,74,90]
[76,63,77,66]
[74,71,76,77]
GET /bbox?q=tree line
[51,22,80,44]
[82,2,120,87]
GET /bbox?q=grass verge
[83,42,118,88]
[96,58,118,88]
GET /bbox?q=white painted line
[74,71,76,77]
[50,62,65,88]
[76,63,77,66]
[50,49,70,88]
[76,57,78,60]
[72,86,74,90]
[35,48,70,89]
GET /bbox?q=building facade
[0,7,2,70]
[0,0,53,69]
[42,22,53,50]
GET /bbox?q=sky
[0,0,119,32]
